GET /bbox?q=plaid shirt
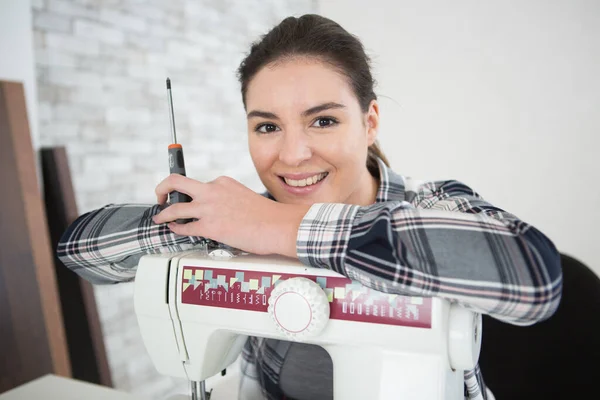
[57,158,562,400]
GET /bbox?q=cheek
[318,128,368,165]
[248,138,275,173]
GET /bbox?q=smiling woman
[57,14,562,400]
[245,60,379,206]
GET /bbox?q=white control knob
[447,305,482,371]
[267,277,330,340]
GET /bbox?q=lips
[282,172,328,187]
[278,172,329,195]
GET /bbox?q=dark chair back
[479,253,600,399]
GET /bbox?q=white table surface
[0,360,241,400]
[0,374,146,400]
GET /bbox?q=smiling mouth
[279,172,329,187]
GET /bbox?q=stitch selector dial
[202,239,244,260]
[267,277,330,340]
[208,248,234,260]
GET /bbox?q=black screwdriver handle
[168,144,192,224]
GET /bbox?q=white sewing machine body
[134,250,481,400]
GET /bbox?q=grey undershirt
[279,343,333,400]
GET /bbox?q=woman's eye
[311,117,338,128]
[256,124,279,134]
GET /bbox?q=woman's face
[245,58,380,206]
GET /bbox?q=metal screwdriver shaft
[166,78,192,222]
[167,78,178,144]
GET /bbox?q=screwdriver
[166,78,192,223]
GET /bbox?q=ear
[365,100,380,146]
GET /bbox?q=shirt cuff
[296,203,360,274]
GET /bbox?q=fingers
[155,174,200,204]
[167,220,204,237]
[152,202,200,224]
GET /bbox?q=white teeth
[284,173,326,187]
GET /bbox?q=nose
[278,129,312,167]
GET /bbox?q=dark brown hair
[237,14,390,175]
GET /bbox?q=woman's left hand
[152,174,309,257]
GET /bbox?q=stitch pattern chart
[181,266,432,328]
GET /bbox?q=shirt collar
[375,157,406,203]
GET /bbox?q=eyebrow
[246,102,346,120]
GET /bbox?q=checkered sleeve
[56,203,202,284]
[297,180,563,325]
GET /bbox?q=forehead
[245,58,357,111]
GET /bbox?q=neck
[346,166,380,206]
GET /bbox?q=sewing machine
[134,249,482,400]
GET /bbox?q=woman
[58,14,562,400]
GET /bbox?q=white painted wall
[319,0,599,275]
[32,1,315,397]
[0,0,39,148]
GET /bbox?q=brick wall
[33,0,315,398]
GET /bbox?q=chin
[270,190,324,205]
